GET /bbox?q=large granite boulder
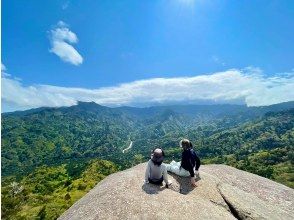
[59,163,294,220]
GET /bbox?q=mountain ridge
[2,102,293,219]
[3,100,294,117]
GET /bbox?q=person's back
[181,148,200,177]
[144,148,171,186]
[145,160,167,182]
[166,139,201,187]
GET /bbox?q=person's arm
[162,165,171,185]
[187,158,195,177]
[145,161,151,183]
[195,154,201,171]
[189,159,197,186]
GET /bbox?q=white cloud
[49,21,83,65]
[1,67,294,112]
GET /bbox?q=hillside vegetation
[196,110,294,188]
[1,101,294,219]
[1,159,117,219]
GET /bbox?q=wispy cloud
[62,1,70,10]
[212,55,226,66]
[1,63,7,72]
[49,21,83,65]
[1,63,11,77]
[2,66,294,112]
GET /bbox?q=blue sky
[2,0,294,111]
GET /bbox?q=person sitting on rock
[144,148,172,186]
[166,139,201,187]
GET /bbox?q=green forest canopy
[1,102,294,219]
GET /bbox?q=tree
[134,154,144,165]
[37,206,46,220]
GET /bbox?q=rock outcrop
[59,164,294,220]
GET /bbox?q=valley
[1,101,294,219]
[123,141,133,153]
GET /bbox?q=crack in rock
[59,164,294,220]
[216,183,242,220]
[218,192,242,220]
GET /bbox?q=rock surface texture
[59,164,294,220]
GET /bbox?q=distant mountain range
[5,100,294,118]
[2,101,293,219]
[2,100,293,176]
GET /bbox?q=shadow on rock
[141,174,201,195]
[142,183,166,194]
[168,173,201,195]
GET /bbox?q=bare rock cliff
[59,164,294,220]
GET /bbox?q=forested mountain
[2,101,294,177]
[198,109,294,188]
[1,101,294,219]
[1,159,117,219]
